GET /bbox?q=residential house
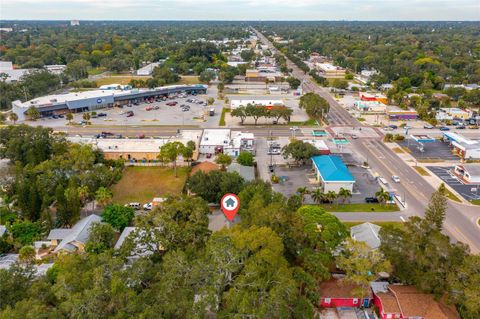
[47,214,101,254]
[319,279,372,308]
[350,222,381,250]
[371,282,460,319]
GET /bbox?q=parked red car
[145,106,153,111]
[166,101,178,106]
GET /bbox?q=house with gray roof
[47,214,102,253]
[114,226,162,262]
[350,222,381,249]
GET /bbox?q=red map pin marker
[221,193,240,221]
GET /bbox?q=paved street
[254,27,480,253]
[22,28,479,253]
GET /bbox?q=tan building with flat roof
[69,130,202,163]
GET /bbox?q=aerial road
[253,27,480,253]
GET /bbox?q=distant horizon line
[1,19,479,22]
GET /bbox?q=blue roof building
[311,155,355,192]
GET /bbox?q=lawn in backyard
[111,166,188,204]
[318,203,399,212]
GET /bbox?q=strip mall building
[12,84,207,121]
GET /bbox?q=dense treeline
[0,125,123,250]
[0,21,249,70]
[0,71,62,110]
[1,174,479,318]
[0,146,478,317]
[0,22,250,109]
[257,21,480,85]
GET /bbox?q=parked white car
[125,202,141,210]
[143,203,153,211]
[392,175,401,183]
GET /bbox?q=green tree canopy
[101,204,135,231]
[282,140,319,165]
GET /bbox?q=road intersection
[253,27,480,253]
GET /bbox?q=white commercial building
[44,64,66,75]
[315,63,346,77]
[199,129,255,156]
[443,132,480,160]
[225,131,255,156]
[230,99,284,110]
[12,84,207,121]
[0,61,31,83]
[453,164,480,184]
[199,129,232,154]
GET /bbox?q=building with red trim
[371,282,460,319]
[319,279,372,308]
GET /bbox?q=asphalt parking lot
[398,140,458,161]
[270,153,380,203]
[427,166,480,201]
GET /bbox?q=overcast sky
[1,0,479,20]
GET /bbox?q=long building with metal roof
[12,84,207,121]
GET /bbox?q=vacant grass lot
[95,75,200,87]
[111,166,188,204]
[319,203,399,212]
[343,221,405,230]
[95,76,151,86]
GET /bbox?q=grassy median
[413,166,430,176]
[219,108,229,126]
[319,203,399,212]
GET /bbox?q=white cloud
[1,0,478,20]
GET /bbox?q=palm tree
[325,191,337,204]
[338,188,352,205]
[95,187,112,208]
[296,187,309,203]
[9,113,18,124]
[375,188,390,206]
[310,188,323,204]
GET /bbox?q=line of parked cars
[125,202,153,211]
